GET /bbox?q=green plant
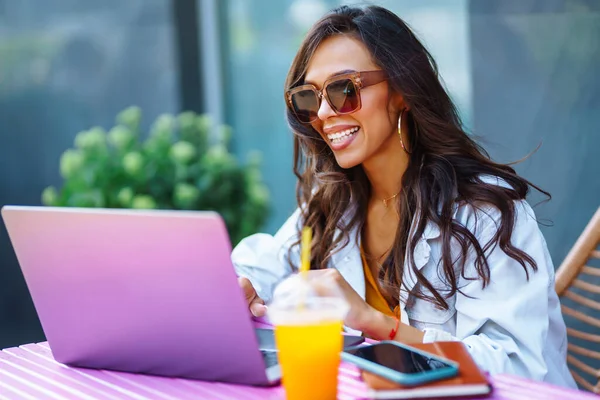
[42,106,270,245]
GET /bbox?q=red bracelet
[388,317,400,340]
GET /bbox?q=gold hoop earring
[398,110,408,153]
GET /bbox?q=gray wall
[469,0,600,271]
[0,0,179,348]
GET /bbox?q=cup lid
[267,273,350,325]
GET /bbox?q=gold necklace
[381,190,401,208]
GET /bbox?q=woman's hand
[306,269,424,343]
[306,269,376,331]
[238,277,267,317]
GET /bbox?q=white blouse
[231,179,576,388]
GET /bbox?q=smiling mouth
[327,126,359,145]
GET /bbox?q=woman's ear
[392,91,410,112]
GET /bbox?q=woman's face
[304,35,401,169]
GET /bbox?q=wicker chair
[555,206,600,393]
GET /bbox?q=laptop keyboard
[260,350,279,368]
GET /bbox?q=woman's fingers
[249,297,267,317]
[238,276,267,317]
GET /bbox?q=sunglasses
[286,70,387,124]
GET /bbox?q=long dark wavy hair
[284,5,550,310]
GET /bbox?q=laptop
[2,205,284,386]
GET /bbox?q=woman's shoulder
[273,207,302,242]
[453,174,540,236]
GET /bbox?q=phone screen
[345,343,454,374]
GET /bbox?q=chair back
[555,206,600,393]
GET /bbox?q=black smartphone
[255,328,365,351]
[342,341,459,386]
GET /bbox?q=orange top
[361,248,401,319]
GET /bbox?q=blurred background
[0,0,598,375]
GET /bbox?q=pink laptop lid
[2,206,273,385]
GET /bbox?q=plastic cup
[267,275,349,400]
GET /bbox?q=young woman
[232,5,575,387]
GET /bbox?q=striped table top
[0,341,596,400]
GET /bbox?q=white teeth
[327,127,359,143]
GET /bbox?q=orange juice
[268,273,349,400]
[274,320,343,400]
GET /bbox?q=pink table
[0,341,596,400]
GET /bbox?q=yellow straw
[298,226,312,311]
[300,226,312,278]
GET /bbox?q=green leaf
[67,190,105,208]
[173,182,200,209]
[150,114,175,141]
[169,141,197,164]
[74,127,107,153]
[59,149,84,179]
[117,187,134,207]
[108,126,135,151]
[122,151,145,176]
[41,186,58,206]
[131,195,157,209]
[117,106,142,132]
